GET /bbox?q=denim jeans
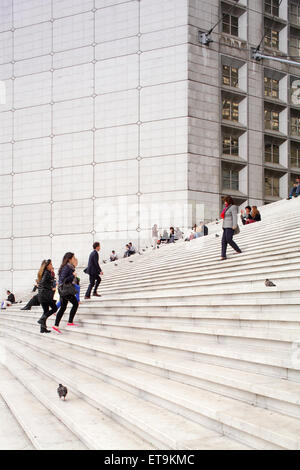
[222,228,241,259]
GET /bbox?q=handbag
[58,281,77,298]
[234,225,240,235]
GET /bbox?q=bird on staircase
[265,279,276,287]
[57,384,68,401]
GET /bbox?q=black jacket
[86,250,101,276]
[58,264,75,286]
[7,293,15,303]
[38,270,55,303]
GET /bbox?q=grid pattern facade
[0,0,190,292]
[1,0,300,293]
[188,0,300,215]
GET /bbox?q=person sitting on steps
[240,206,252,225]
[287,177,300,199]
[1,290,16,310]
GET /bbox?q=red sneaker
[52,326,62,334]
[67,323,79,327]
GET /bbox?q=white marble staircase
[0,197,300,450]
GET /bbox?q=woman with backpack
[37,259,57,334]
[53,252,79,334]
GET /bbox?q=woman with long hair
[37,259,57,333]
[220,196,242,260]
[53,252,78,334]
[251,206,261,222]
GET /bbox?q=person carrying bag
[37,259,57,334]
[53,252,79,334]
[220,196,242,260]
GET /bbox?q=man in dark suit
[84,242,103,299]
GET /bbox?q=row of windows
[223,64,300,105]
[222,1,300,56]
[221,163,284,198]
[223,131,300,168]
[222,95,300,137]
[220,1,300,200]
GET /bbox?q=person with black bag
[53,252,78,334]
[37,260,57,334]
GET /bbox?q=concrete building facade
[0,0,300,292]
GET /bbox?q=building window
[265,141,280,163]
[222,97,239,122]
[265,170,280,197]
[264,108,279,131]
[265,0,280,16]
[290,78,300,105]
[290,34,300,57]
[264,27,279,49]
[223,133,239,156]
[223,65,239,88]
[223,13,239,37]
[291,112,300,136]
[290,1,300,26]
[264,76,279,98]
[291,142,300,167]
[222,163,239,190]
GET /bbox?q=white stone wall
[0,0,191,294]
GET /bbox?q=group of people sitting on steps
[2,195,267,331]
[123,242,137,258]
[240,205,261,225]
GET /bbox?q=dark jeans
[55,294,78,327]
[24,294,40,310]
[85,274,101,298]
[39,298,58,326]
[222,228,241,259]
[289,187,297,198]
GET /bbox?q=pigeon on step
[265,279,276,287]
[57,384,68,400]
[215,234,220,238]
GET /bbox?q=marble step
[100,238,300,282]
[0,389,34,450]
[5,339,251,450]
[1,319,299,381]
[0,358,86,450]
[5,328,300,421]
[2,312,299,352]
[101,222,300,260]
[1,345,155,450]
[6,337,300,450]
[79,295,300,307]
[8,307,300,332]
[99,248,300,285]
[89,268,300,295]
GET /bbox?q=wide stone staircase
[0,197,300,450]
